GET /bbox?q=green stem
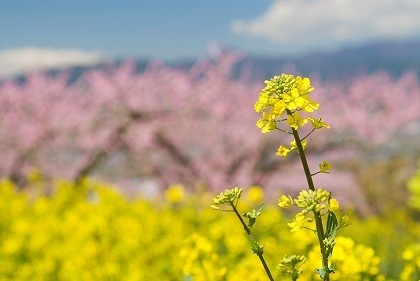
[230,202,275,281]
[289,122,330,281]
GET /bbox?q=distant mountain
[238,40,420,81]
[5,40,420,84]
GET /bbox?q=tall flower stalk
[212,74,349,281]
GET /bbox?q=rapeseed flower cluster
[211,187,242,210]
[180,233,227,281]
[303,237,385,280]
[211,73,419,280]
[278,254,307,280]
[1,177,417,280]
[294,188,331,213]
[254,74,329,157]
[400,243,420,281]
[278,189,347,232]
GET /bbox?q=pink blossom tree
[0,72,76,186]
[314,72,420,213]
[0,51,273,192]
[317,71,420,146]
[1,51,419,212]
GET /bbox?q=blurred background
[1,0,419,211]
[0,1,420,279]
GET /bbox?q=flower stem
[290,125,330,281]
[230,202,275,281]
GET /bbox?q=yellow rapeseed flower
[308,117,330,129]
[319,160,332,173]
[256,112,277,133]
[288,212,307,232]
[254,73,329,135]
[287,112,308,130]
[164,184,185,203]
[276,145,291,157]
[245,186,264,205]
[278,195,294,208]
[290,139,307,151]
[329,198,340,211]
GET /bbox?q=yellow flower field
[0,178,418,280]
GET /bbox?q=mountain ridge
[5,40,420,83]
[238,40,420,80]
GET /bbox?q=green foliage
[242,204,264,229]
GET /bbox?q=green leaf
[242,204,264,228]
[316,268,326,279]
[326,212,338,239]
[316,265,335,279]
[255,204,264,215]
[250,238,264,255]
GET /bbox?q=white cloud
[231,0,420,54]
[0,47,106,79]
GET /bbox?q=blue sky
[1,1,273,60]
[1,0,420,78]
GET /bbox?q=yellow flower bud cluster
[254,74,316,115]
[255,74,330,157]
[278,189,347,232]
[255,74,328,132]
[211,187,242,210]
[278,254,307,280]
[279,188,337,213]
[295,189,331,213]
